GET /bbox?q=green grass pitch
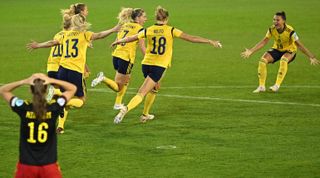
[1,0,320,177]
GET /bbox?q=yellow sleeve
[265,29,272,39]
[138,29,146,39]
[172,28,183,38]
[84,31,94,41]
[56,35,64,44]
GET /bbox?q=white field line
[125,85,320,90]
[89,88,320,108]
[0,83,319,107]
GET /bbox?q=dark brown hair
[155,6,169,21]
[30,79,47,120]
[275,11,286,20]
[131,8,145,21]
[74,3,86,15]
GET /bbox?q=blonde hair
[117,7,134,25]
[61,3,86,29]
[155,6,169,21]
[71,14,91,32]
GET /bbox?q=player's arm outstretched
[241,37,270,59]
[178,33,222,48]
[295,40,319,65]
[112,32,222,49]
[26,40,60,51]
[91,25,121,40]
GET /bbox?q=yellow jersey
[112,22,144,63]
[265,24,299,52]
[59,30,93,74]
[138,24,183,68]
[47,31,64,72]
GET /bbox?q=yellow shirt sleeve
[265,29,272,39]
[173,28,183,38]
[84,31,94,42]
[138,30,146,39]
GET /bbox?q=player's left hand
[241,48,252,59]
[209,40,222,48]
[310,57,320,65]
[26,40,39,52]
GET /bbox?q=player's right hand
[310,57,320,65]
[241,48,252,59]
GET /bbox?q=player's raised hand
[310,57,320,65]
[26,40,39,52]
[241,48,252,59]
[209,40,222,48]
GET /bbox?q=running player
[0,73,76,178]
[27,7,120,132]
[91,7,147,110]
[111,6,222,123]
[241,11,319,93]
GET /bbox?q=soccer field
[1,0,320,177]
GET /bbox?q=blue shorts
[112,56,133,75]
[142,65,166,82]
[267,49,296,64]
[47,71,58,79]
[57,66,86,97]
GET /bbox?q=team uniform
[112,22,144,74]
[57,30,93,97]
[265,24,299,63]
[47,31,65,79]
[10,96,66,178]
[137,24,183,82]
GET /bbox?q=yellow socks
[275,58,289,86]
[103,78,119,92]
[115,85,128,105]
[143,92,157,115]
[258,60,267,87]
[58,108,68,129]
[127,93,144,112]
[67,98,84,108]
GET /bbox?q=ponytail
[71,14,91,32]
[61,3,87,30]
[31,79,47,120]
[117,7,134,25]
[155,6,169,21]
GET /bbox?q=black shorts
[57,66,86,97]
[112,56,133,75]
[47,71,58,79]
[142,65,166,83]
[267,49,296,64]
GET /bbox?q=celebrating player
[27,5,120,133]
[111,6,222,124]
[241,11,319,93]
[45,3,89,101]
[91,7,147,110]
[0,73,76,178]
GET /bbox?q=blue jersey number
[121,30,130,46]
[65,39,79,58]
[150,37,166,55]
[52,44,63,57]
